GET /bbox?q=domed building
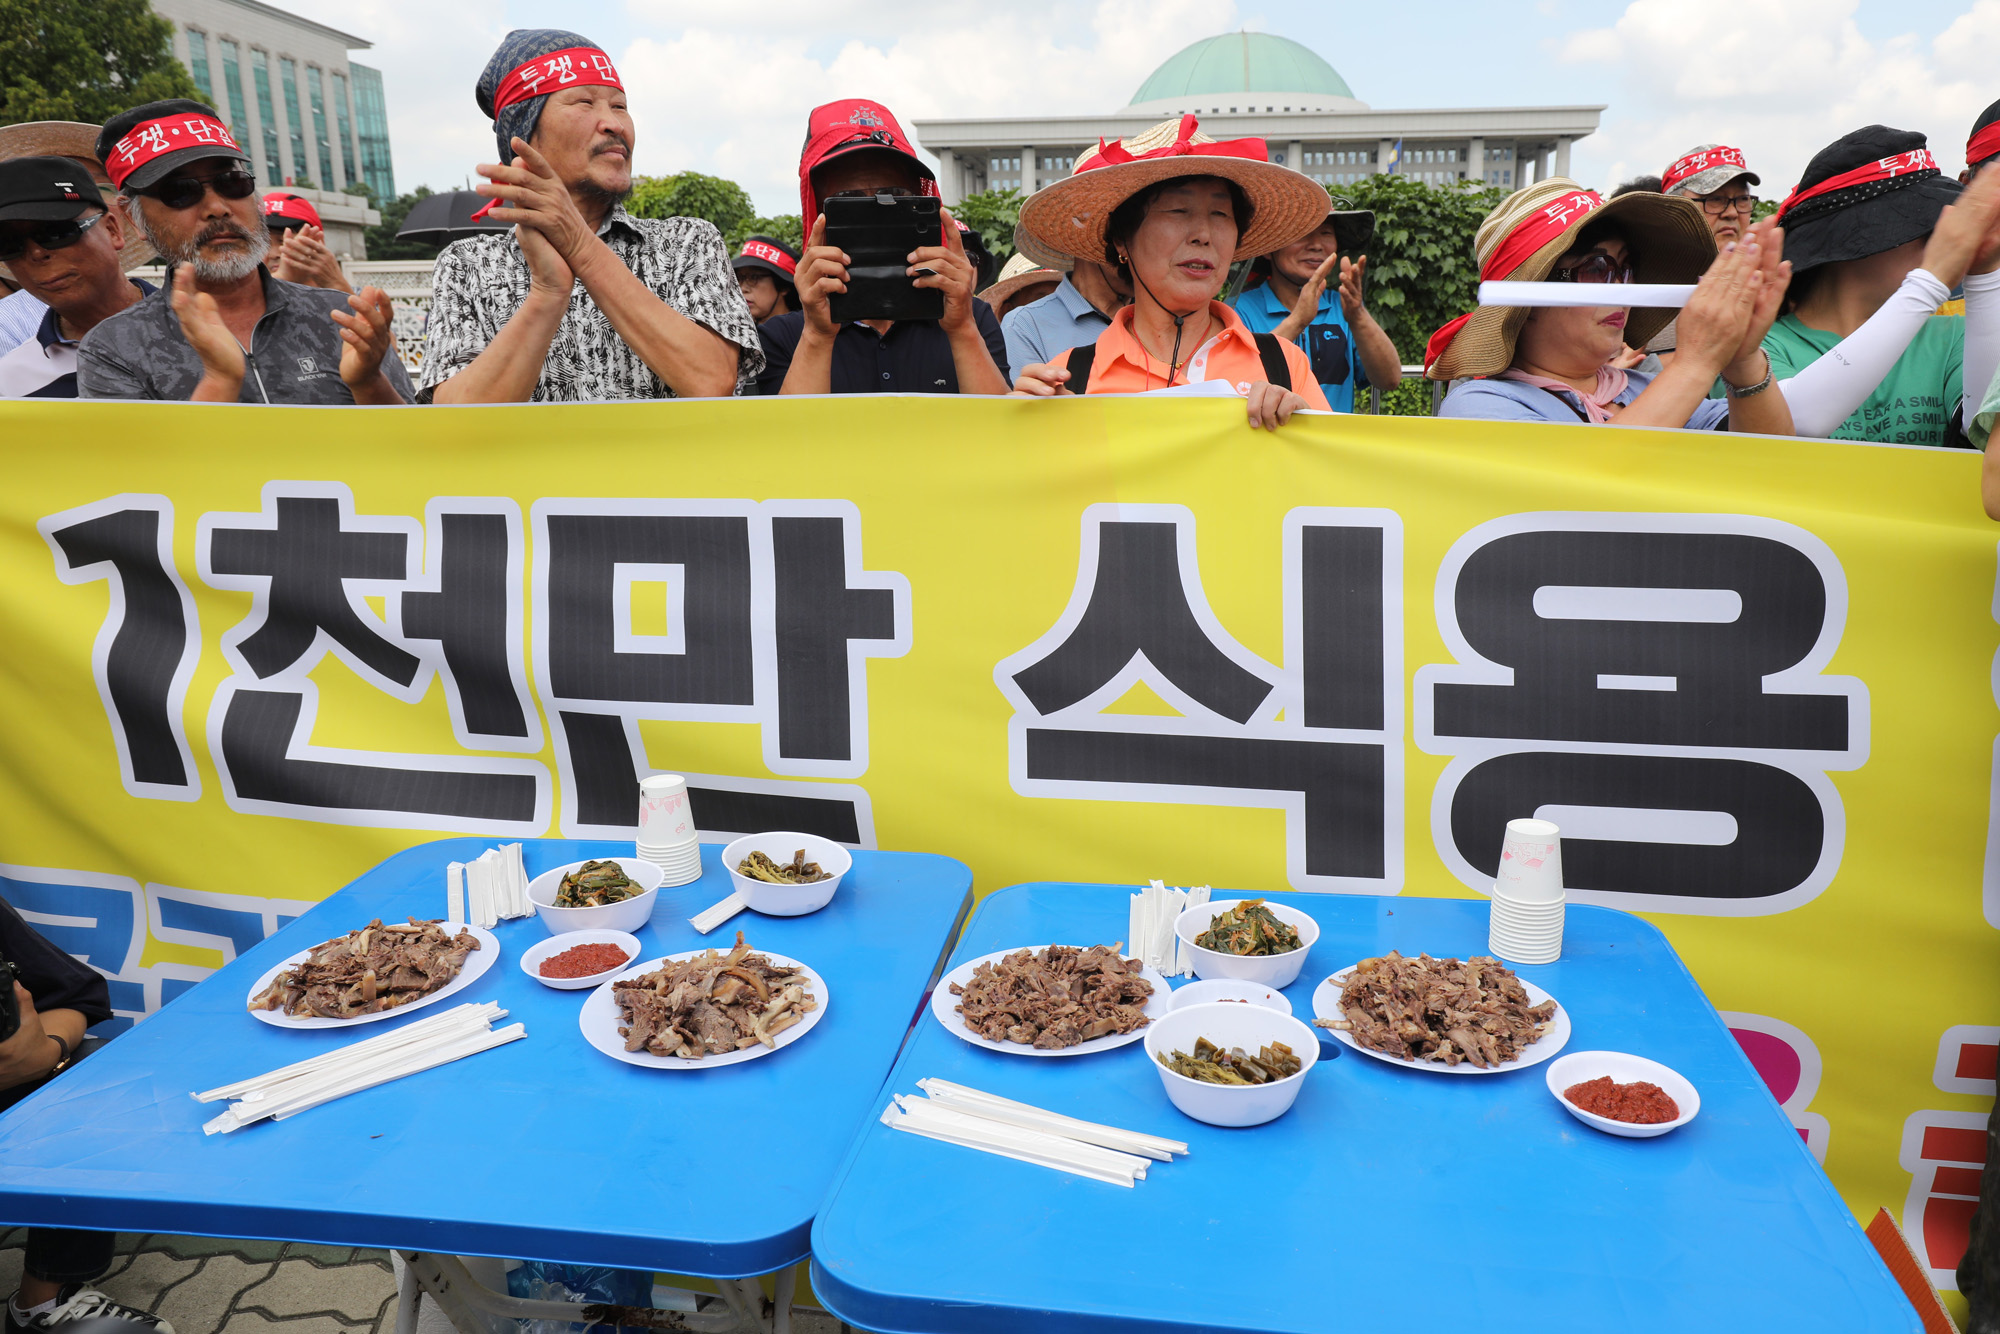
[914,31,1602,203]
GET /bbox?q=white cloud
[615,0,1236,213]
[1561,0,2000,197]
[266,0,509,195]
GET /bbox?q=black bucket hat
[1777,125,1961,275]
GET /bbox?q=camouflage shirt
[76,266,415,404]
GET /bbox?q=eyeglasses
[1700,193,1758,216]
[138,168,257,212]
[0,209,106,262]
[1551,251,1638,284]
[824,187,919,200]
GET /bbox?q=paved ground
[0,1233,847,1334]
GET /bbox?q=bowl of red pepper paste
[520,930,643,990]
[1545,1051,1700,1138]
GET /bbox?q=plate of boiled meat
[579,934,828,1070]
[931,943,1172,1058]
[1311,951,1571,1075]
[245,919,500,1029]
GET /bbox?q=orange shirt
[1081,300,1331,409]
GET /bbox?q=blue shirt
[1230,281,1370,412]
[0,289,48,358]
[1438,370,1731,429]
[1001,277,1112,376]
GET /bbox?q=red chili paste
[1564,1075,1680,1124]
[540,942,630,978]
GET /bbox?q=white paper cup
[1489,923,1561,965]
[638,773,698,846]
[1494,818,1564,904]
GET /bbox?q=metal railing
[129,259,436,374]
[1355,365,1445,416]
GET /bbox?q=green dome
[1128,33,1355,107]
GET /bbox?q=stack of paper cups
[1488,818,1563,965]
[637,773,703,887]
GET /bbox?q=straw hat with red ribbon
[1018,114,1333,265]
[978,250,1061,308]
[1423,177,1714,382]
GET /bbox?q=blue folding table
[0,838,970,1331]
[811,883,1918,1334]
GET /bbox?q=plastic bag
[507,1261,654,1334]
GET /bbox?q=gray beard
[155,221,269,283]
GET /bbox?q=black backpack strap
[1252,332,1292,390]
[1064,342,1097,392]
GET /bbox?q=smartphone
[824,193,945,323]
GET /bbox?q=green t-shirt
[1762,312,1964,447]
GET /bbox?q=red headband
[106,113,241,189]
[1662,145,1748,195]
[739,240,796,277]
[490,46,621,115]
[1969,123,2000,169]
[1423,188,1605,371]
[1776,148,1939,223]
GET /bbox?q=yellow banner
[2,397,1994,1294]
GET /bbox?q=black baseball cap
[0,156,101,223]
[95,99,251,192]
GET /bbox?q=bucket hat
[1775,126,1959,275]
[1661,144,1759,198]
[731,234,799,288]
[1018,114,1332,264]
[1424,177,1714,381]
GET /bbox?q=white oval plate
[519,930,642,990]
[246,924,500,1029]
[930,945,1172,1057]
[580,949,828,1069]
[1311,962,1570,1075]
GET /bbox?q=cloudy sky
[284,0,2000,213]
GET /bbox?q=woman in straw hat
[979,251,1062,320]
[1011,114,1337,429]
[1428,177,1793,431]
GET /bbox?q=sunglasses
[1700,194,1759,217]
[0,209,106,263]
[1551,251,1639,284]
[138,168,257,212]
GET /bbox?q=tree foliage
[629,171,755,236]
[724,214,802,253]
[1331,174,1511,366]
[0,0,199,126]
[948,187,1024,262]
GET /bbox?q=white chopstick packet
[884,1079,1186,1186]
[446,863,465,928]
[195,1002,523,1133]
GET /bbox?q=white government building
[914,31,1603,203]
[150,0,397,260]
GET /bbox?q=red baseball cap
[261,191,321,230]
[798,98,936,222]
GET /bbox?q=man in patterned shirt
[420,30,762,403]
